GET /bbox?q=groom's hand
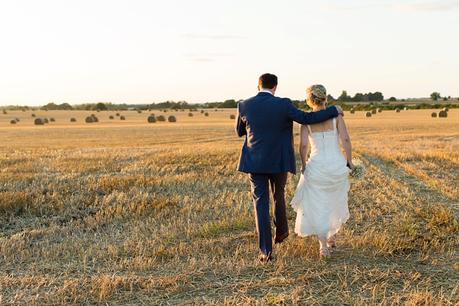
[334,105,344,116]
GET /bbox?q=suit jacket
[236,92,339,174]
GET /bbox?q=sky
[0,0,458,106]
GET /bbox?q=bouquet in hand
[348,158,365,180]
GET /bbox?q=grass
[0,108,458,304]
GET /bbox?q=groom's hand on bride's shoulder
[333,105,344,116]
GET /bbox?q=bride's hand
[347,161,354,169]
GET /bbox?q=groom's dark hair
[259,73,278,89]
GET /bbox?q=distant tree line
[327,90,385,102]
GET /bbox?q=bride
[290,84,353,259]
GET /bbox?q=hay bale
[439,110,448,118]
[2,110,7,115]
[120,115,126,120]
[70,118,77,122]
[371,109,377,114]
[137,110,142,114]
[50,118,55,122]
[443,107,449,112]
[85,116,96,123]
[34,118,46,125]
[43,118,49,124]
[109,115,114,119]
[365,112,372,117]
[188,113,193,117]
[15,118,20,122]
[168,115,177,122]
[157,115,166,122]
[116,113,120,117]
[395,108,401,113]
[431,112,437,118]
[10,119,17,124]
[163,109,168,113]
[200,110,205,114]
[204,112,209,117]
[31,113,36,117]
[377,108,382,113]
[230,114,236,119]
[350,109,355,114]
[147,115,156,123]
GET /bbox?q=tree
[95,102,108,111]
[337,90,351,101]
[327,94,335,102]
[389,97,397,102]
[430,92,441,101]
[220,99,237,108]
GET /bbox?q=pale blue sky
[0,0,458,105]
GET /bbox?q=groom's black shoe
[258,253,274,263]
[274,232,289,244]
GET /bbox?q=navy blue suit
[236,92,339,255]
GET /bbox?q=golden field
[0,108,458,305]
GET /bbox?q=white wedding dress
[290,118,350,239]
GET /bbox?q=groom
[236,73,342,262]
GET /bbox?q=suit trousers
[248,172,289,255]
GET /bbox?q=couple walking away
[236,73,353,262]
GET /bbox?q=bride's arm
[337,115,353,168]
[299,125,309,173]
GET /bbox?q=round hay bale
[34,118,46,125]
[50,118,55,122]
[200,110,205,114]
[147,115,156,123]
[70,118,77,122]
[350,109,355,114]
[116,113,120,117]
[109,115,114,119]
[439,110,448,118]
[2,110,7,115]
[157,115,166,122]
[395,108,401,113]
[137,110,142,114]
[431,112,437,118]
[230,114,236,119]
[188,113,193,117]
[31,113,36,117]
[120,115,126,120]
[163,109,167,113]
[85,116,95,123]
[371,109,377,114]
[10,119,17,124]
[377,108,382,113]
[15,118,20,122]
[168,115,177,122]
[204,112,209,117]
[365,112,372,117]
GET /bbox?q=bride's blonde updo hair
[306,84,327,107]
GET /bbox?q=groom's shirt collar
[259,89,273,95]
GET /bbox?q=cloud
[184,52,233,63]
[393,0,459,11]
[180,33,247,40]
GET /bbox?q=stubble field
[0,108,458,305]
